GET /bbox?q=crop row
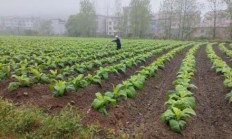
[218,43,232,59]
[206,44,232,103]
[48,42,184,97]
[1,40,169,82]
[161,44,201,133]
[91,43,192,115]
[6,42,177,92]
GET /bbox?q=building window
[109,21,112,25]
[109,27,112,31]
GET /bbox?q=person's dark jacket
[112,38,121,50]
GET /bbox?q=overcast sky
[0,0,208,19]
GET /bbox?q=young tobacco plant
[30,68,51,84]
[50,80,68,97]
[161,44,200,133]
[8,75,33,91]
[161,107,196,133]
[206,44,232,103]
[66,75,89,92]
[91,92,117,115]
[92,43,191,115]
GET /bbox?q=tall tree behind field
[159,0,200,40]
[207,0,224,39]
[121,6,130,37]
[159,0,175,39]
[114,0,123,36]
[38,21,54,36]
[223,0,232,38]
[66,0,97,37]
[129,0,152,38]
[176,0,200,40]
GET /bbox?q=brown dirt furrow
[213,44,232,67]
[83,47,171,76]
[113,47,190,139]
[0,46,175,116]
[182,46,232,139]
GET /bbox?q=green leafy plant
[96,67,110,80]
[66,75,89,92]
[161,44,200,133]
[85,74,102,86]
[30,68,51,83]
[113,81,136,99]
[91,43,191,115]
[207,44,232,104]
[50,80,67,97]
[8,75,33,91]
[161,107,196,133]
[129,75,146,90]
[91,92,117,115]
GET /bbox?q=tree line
[66,0,232,40]
[66,0,151,38]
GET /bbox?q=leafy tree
[207,0,224,39]
[223,0,232,38]
[66,0,97,37]
[159,0,201,40]
[129,0,152,38]
[114,0,123,36]
[38,21,54,36]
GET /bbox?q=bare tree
[114,0,123,35]
[207,0,224,39]
[130,0,152,38]
[223,0,232,38]
[159,0,201,40]
[159,0,175,39]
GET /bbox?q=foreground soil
[182,46,232,139]
[1,45,232,138]
[119,46,190,138]
[0,47,176,132]
[118,45,232,139]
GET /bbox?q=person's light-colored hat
[115,35,119,38]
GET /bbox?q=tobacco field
[0,36,232,139]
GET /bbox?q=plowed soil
[0,47,179,137]
[118,46,190,138]
[214,45,232,67]
[1,45,232,139]
[117,45,232,139]
[182,46,232,139]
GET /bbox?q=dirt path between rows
[113,47,191,138]
[213,45,232,68]
[182,46,232,139]
[0,46,179,128]
[114,45,232,139]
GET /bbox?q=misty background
[0,0,207,18]
[0,0,230,40]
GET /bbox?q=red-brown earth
[1,45,232,138]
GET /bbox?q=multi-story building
[51,19,66,35]
[96,15,120,36]
[106,16,120,36]
[0,17,67,35]
[0,17,39,34]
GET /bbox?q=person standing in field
[112,35,121,50]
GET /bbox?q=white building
[51,19,66,35]
[106,16,120,36]
[0,17,38,30]
[96,15,120,36]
